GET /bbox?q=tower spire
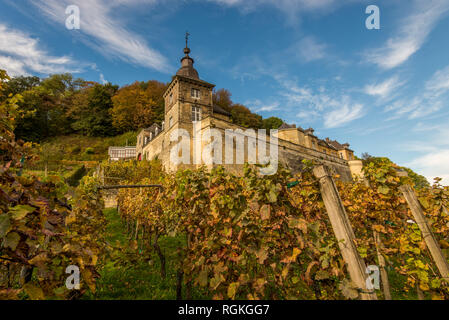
[176,31,199,79]
[184,31,191,55]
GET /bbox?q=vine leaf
[9,205,35,220]
[260,205,270,220]
[338,279,359,300]
[4,232,20,250]
[0,214,11,237]
[227,282,239,299]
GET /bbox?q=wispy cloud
[246,99,280,112]
[275,75,365,128]
[323,101,364,129]
[366,0,449,70]
[364,75,405,98]
[208,0,337,12]
[385,64,449,120]
[207,0,350,23]
[0,23,81,76]
[296,37,328,63]
[425,64,449,94]
[31,0,172,73]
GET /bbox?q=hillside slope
[37,132,138,162]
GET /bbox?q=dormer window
[191,88,200,99]
[191,106,201,122]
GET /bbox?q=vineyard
[1,67,449,300]
[107,158,449,300]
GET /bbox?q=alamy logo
[65,265,80,290]
[365,265,380,290]
[365,5,380,30]
[65,5,80,30]
[169,122,279,175]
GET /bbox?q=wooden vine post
[399,184,449,283]
[373,230,392,300]
[313,165,378,300]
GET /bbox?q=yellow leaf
[23,283,44,300]
[282,266,289,279]
[227,282,239,299]
[260,205,270,220]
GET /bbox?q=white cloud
[99,73,108,84]
[246,99,280,112]
[275,75,365,128]
[206,0,357,23]
[425,65,449,94]
[296,37,327,62]
[0,24,81,76]
[366,0,449,69]
[364,76,405,98]
[407,150,449,185]
[402,123,449,185]
[0,56,27,76]
[31,0,171,73]
[385,64,449,120]
[257,102,280,112]
[323,102,364,129]
[208,0,336,13]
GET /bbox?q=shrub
[84,147,95,155]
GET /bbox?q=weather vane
[185,31,190,48]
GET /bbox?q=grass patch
[88,208,209,300]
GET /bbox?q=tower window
[169,93,173,103]
[191,106,201,122]
[191,88,200,99]
[169,116,173,128]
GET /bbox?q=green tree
[3,75,40,96]
[13,74,82,141]
[262,117,284,130]
[72,83,118,137]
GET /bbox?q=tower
[161,33,216,170]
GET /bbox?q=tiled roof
[213,105,231,116]
[279,122,297,130]
[325,138,350,151]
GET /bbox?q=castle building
[136,41,363,180]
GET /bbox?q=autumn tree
[230,104,263,129]
[111,81,167,133]
[213,88,233,113]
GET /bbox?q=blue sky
[1,0,449,184]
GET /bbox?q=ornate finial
[184,31,191,55]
